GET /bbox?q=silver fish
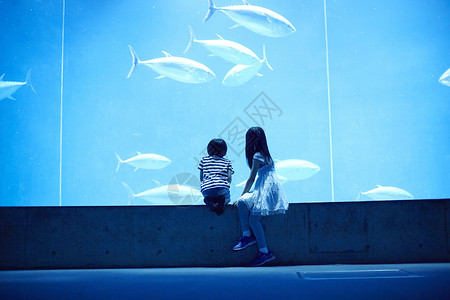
[184,25,260,65]
[122,182,203,205]
[204,0,296,38]
[115,152,171,173]
[359,185,414,201]
[439,68,450,87]
[222,45,272,87]
[236,174,287,187]
[0,69,36,101]
[275,159,320,181]
[127,46,215,84]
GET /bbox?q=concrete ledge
[1,199,449,270]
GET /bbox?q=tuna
[183,25,260,65]
[236,174,287,187]
[439,68,450,87]
[127,45,215,84]
[115,152,171,173]
[235,158,319,186]
[204,0,296,38]
[222,45,272,87]
[122,182,203,205]
[275,159,320,181]
[359,185,414,201]
[0,69,36,101]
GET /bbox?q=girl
[233,127,288,266]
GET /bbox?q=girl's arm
[200,170,203,182]
[241,159,260,195]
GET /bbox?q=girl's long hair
[245,127,274,169]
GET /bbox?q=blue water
[1,0,449,206]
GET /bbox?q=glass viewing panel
[1,0,449,206]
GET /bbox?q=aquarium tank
[1,0,449,207]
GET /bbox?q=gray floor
[1,263,449,299]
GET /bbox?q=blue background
[1,0,449,206]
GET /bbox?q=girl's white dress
[240,152,289,216]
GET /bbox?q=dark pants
[202,187,230,216]
[203,195,226,216]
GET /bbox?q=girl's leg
[249,214,268,253]
[237,199,251,236]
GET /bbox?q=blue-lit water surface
[1,0,449,206]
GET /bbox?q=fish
[0,69,36,101]
[183,25,260,65]
[275,159,320,181]
[439,68,450,87]
[359,185,414,201]
[204,0,296,38]
[115,152,171,173]
[222,45,272,87]
[121,182,203,205]
[127,45,215,84]
[236,174,287,187]
[235,159,319,186]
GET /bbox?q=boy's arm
[200,170,203,182]
[227,169,232,183]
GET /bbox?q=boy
[199,139,234,215]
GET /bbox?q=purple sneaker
[250,251,275,267]
[233,236,256,251]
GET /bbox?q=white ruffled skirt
[239,165,288,216]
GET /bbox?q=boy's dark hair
[207,138,227,157]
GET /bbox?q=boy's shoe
[215,196,225,216]
[233,236,256,251]
[215,204,225,216]
[204,196,226,215]
[203,198,216,212]
[250,251,275,267]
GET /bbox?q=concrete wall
[1,199,449,270]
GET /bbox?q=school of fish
[122,1,297,204]
[122,1,419,204]
[127,0,295,86]
[2,1,435,204]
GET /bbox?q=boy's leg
[203,197,216,212]
[222,189,231,205]
[215,196,225,215]
[212,188,230,205]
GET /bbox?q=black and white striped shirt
[198,155,234,192]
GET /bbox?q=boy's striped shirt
[198,156,234,192]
